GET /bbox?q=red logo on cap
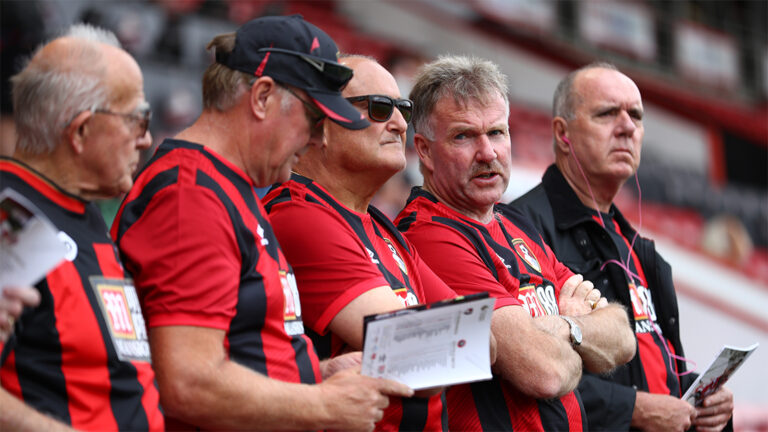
[310,37,320,53]
[255,52,270,77]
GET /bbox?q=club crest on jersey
[383,238,408,275]
[89,276,151,362]
[512,239,541,273]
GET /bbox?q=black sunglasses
[92,102,152,139]
[345,95,413,124]
[257,47,354,89]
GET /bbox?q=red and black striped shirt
[0,158,163,431]
[112,140,321,429]
[396,187,586,431]
[264,174,456,432]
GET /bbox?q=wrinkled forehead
[575,68,642,109]
[436,90,508,117]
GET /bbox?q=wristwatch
[560,316,582,346]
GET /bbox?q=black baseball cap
[215,15,369,130]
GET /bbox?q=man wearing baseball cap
[112,15,411,430]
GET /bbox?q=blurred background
[1,0,766,430]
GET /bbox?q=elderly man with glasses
[111,16,411,431]
[0,24,162,431]
[263,54,485,431]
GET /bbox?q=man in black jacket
[512,62,733,431]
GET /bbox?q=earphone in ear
[562,135,570,145]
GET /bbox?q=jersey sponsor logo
[89,276,151,362]
[628,282,659,334]
[518,283,559,317]
[383,238,408,275]
[280,270,305,336]
[392,287,419,307]
[496,253,512,269]
[511,239,541,273]
[58,231,78,261]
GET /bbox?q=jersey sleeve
[268,201,390,334]
[118,184,240,330]
[404,222,520,310]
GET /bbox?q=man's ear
[552,117,570,155]
[413,133,434,173]
[65,110,92,154]
[249,76,277,121]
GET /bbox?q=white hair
[11,23,122,154]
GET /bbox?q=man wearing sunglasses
[394,55,636,431]
[1,24,162,431]
[112,16,412,431]
[264,55,479,431]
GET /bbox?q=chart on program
[361,294,495,390]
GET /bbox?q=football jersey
[0,158,163,431]
[112,140,321,428]
[600,215,679,396]
[265,174,456,431]
[396,187,586,431]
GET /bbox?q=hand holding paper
[0,189,68,292]
[361,293,495,390]
[681,343,758,407]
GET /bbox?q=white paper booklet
[0,188,68,292]
[361,293,495,390]
[681,342,759,406]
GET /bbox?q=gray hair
[552,61,617,120]
[11,23,122,154]
[409,55,508,140]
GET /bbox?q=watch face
[562,316,582,346]
[572,324,582,345]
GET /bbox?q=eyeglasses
[92,102,151,139]
[257,47,354,89]
[345,95,413,124]
[279,84,326,134]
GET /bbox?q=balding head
[11,24,138,154]
[552,62,619,121]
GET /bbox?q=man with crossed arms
[395,55,636,431]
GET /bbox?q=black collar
[541,164,635,238]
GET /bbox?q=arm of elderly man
[114,179,411,431]
[401,222,580,398]
[0,287,70,432]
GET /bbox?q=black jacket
[511,164,697,431]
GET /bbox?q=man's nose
[136,130,152,150]
[615,110,637,137]
[475,135,497,162]
[387,107,408,135]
